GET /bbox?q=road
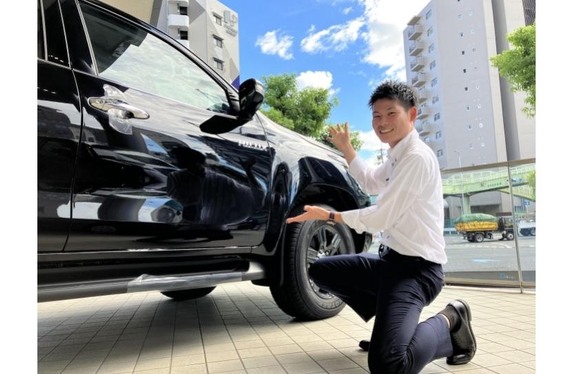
[368,234,536,273]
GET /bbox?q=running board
[38,262,266,302]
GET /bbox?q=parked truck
[454,213,514,242]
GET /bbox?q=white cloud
[255,30,294,60]
[296,70,334,91]
[358,129,390,152]
[303,0,430,81]
[358,0,431,75]
[301,18,365,53]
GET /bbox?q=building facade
[101,0,240,88]
[404,0,535,170]
[403,0,535,215]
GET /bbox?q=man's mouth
[378,128,393,134]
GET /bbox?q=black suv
[38,0,371,320]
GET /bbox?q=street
[369,234,536,274]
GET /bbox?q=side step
[38,262,266,302]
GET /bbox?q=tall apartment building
[403,0,535,170]
[101,0,240,88]
[403,0,535,216]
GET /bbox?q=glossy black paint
[37,0,371,297]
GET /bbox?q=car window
[79,2,231,114]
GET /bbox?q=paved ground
[37,282,535,373]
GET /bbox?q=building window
[431,77,438,87]
[467,124,473,130]
[437,149,443,157]
[430,60,436,70]
[464,87,468,91]
[461,50,465,55]
[179,6,188,15]
[214,58,224,70]
[179,30,188,40]
[428,43,435,53]
[466,106,471,111]
[458,14,463,20]
[435,131,442,139]
[460,32,464,37]
[426,9,432,19]
[214,14,222,25]
[424,136,430,143]
[432,95,439,104]
[434,112,441,121]
[463,68,467,73]
[213,36,223,48]
[427,26,433,36]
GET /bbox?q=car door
[37,0,81,252]
[60,0,272,252]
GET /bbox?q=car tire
[474,233,484,242]
[161,287,216,300]
[506,231,515,240]
[530,228,535,236]
[270,204,356,320]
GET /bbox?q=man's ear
[409,106,418,122]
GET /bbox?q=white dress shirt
[341,129,447,264]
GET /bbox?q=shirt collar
[387,129,419,162]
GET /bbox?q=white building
[403,0,535,170]
[102,0,240,88]
[403,0,535,217]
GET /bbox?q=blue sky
[222,0,431,164]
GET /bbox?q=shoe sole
[447,299,477,365]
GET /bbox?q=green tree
[490,22,536,117]
[317,125,364,151]
[526,170,536,201]
[260,73,362,151]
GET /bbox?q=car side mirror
[238,78,265,120]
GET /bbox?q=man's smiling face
[371,98,417,148]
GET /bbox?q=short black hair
[368,80,418,111]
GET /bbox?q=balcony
[411,74,426,88]
[168,14,189,30]
[415,121,431,135]
[418,91,428,104]
[407,15,421,25]
[168,0,189,4]
[410,57,426,72]
[417,107,430,120]
[407,25,423,40]
[409,41,424,56]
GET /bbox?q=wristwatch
[328,211,336,223]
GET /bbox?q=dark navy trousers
[309,250,453,374]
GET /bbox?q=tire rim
[306,224,347,300]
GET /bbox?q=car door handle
[88,97,150,120]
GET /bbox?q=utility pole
[454,150,465,215]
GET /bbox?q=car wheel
[161,287,216,300]
[270,204,355,320]
[530,228,535,236]
[474,233,484,242]
[506,231,515,240]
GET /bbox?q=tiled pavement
[37,282,536,374]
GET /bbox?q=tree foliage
[490,22,536,117]
[526,170,536,201]
[260,73,362,151]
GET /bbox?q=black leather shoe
[446,299,477,365]
[359,340,370,351]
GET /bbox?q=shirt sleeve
[341,154,429,234]
[347,156,389,195]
